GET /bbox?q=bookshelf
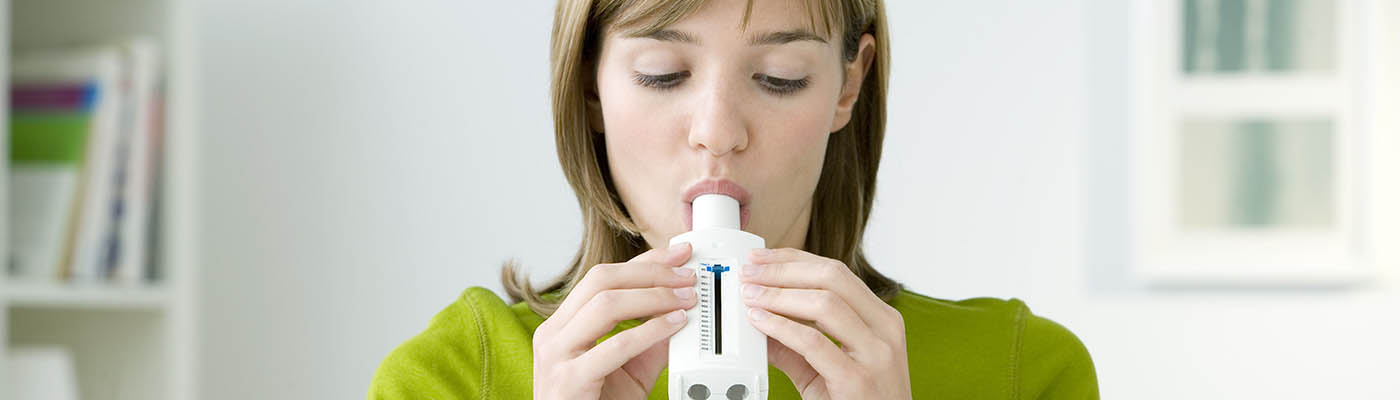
[2,0,198,400]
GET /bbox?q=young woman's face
[591,0,873,250]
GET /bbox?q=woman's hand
[739,248,913,400]
[533,242,698,400]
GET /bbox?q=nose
[687,79,749,157]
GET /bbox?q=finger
[741,285,875,352]
[549,243,694,329]
[620,336,671,393]
[747,307,858,385]
[767,337,820,393]
[744,248,900,337]
[575,309,687,380]
[630,241,694,265]
[560,287,697,350]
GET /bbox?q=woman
[370,0,1098,398]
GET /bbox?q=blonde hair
[502,0,899,317]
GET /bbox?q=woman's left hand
[739,248,912,400]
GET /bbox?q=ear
[584,60,606,134]
[829,33,877,134]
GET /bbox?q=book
[4,345,78,400]
[7,42,159,284]
[7,82,95,280]
[110,38,163,284]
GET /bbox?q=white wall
[196,1,576,398]
[195,1,1400,399]
[1076,1,1400,399]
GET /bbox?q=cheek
[597,72,679,154]
[758,97,835,173]
[743,98,833,233]
[601,94,680,174]
[598,83,685,230]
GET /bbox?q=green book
[9,104,95,280]
[10,46,123,282]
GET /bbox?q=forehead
[603,0,841,42]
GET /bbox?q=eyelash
[631,71,810,97]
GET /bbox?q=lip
[682,178,752,231]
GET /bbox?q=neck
[774,201,812,251]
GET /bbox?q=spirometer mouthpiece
[692,194,739,230]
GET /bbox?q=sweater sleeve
[1015,310,1100,400]
[367,288,500,400]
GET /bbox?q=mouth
[682,178,751,231]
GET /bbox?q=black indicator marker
[703,263,730,355]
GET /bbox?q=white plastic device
[668,194,767,400]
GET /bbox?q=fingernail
[673,267,693,277]
[665,309,686,324]
[742,264,762,277]
[752,248,773,256]
[673,287,694,300]
[670,242,688,252]
[749,308,770,321]
[742,284,762,299]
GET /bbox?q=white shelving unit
[2,1,198,399]
[4,283,171,310]
[1129,0,1380,286]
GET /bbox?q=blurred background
[2,0,1398,399]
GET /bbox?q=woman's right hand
[533,242,699,399]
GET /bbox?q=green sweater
[369,287,1098,399]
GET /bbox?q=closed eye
[632,71,689,91]
[753,73,810,96]
[631,71,811,97]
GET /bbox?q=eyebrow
[749,30,828,46]
[634,29,828,46]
